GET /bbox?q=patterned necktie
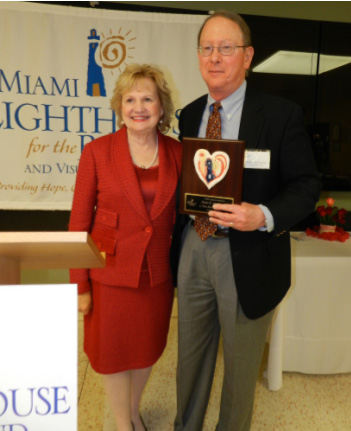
[194,102,222,240]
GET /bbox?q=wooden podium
[0,231,105,284]
[0,231,104,430]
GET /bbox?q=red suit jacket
[69,127,182,294]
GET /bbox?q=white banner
[0,284,77,431]
[0,2,207,210]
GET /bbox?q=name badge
[244,150,271,169]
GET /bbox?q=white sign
[0,284,77,431]
[0,2,207,210]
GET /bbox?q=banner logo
[87,28,136,97]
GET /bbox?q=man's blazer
[171,85,321,319]
[70,126,182,294]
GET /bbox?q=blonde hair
[110,64,174,133]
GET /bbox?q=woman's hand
[78,292,92,315]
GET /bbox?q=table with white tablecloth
[266,232,351,391]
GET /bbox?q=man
[171,11,321,431]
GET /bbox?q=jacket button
[97,241,103,248]
[102,215,107,221]
[145,227,152,234]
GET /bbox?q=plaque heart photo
[194,149,230,190]
[179,137,245,215]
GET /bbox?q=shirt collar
[207,80,247,120]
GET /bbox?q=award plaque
[179,137,245,215]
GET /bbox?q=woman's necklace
[130,137,159,170]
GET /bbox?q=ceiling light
[252,50,351,75]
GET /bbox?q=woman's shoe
[140,415,148,431]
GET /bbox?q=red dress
[84,165,174,374]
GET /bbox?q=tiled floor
[78,301,351,431]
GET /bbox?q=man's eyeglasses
[198,45,247,57]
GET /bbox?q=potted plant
[316,198,347,233]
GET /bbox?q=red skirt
[84,271,174,374]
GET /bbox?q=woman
[69,64,182,431]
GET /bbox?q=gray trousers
[174,224,273,431]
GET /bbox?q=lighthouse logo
[86,28,136,97]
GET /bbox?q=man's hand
[208,202,266,231]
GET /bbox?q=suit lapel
[181,95,207,138]
[150,132,178,221]
[112,127,150,223]
[238,85,268,204]
[239,85,265,149]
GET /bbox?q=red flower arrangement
[316,198,347,226]
[306,198,350,242]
